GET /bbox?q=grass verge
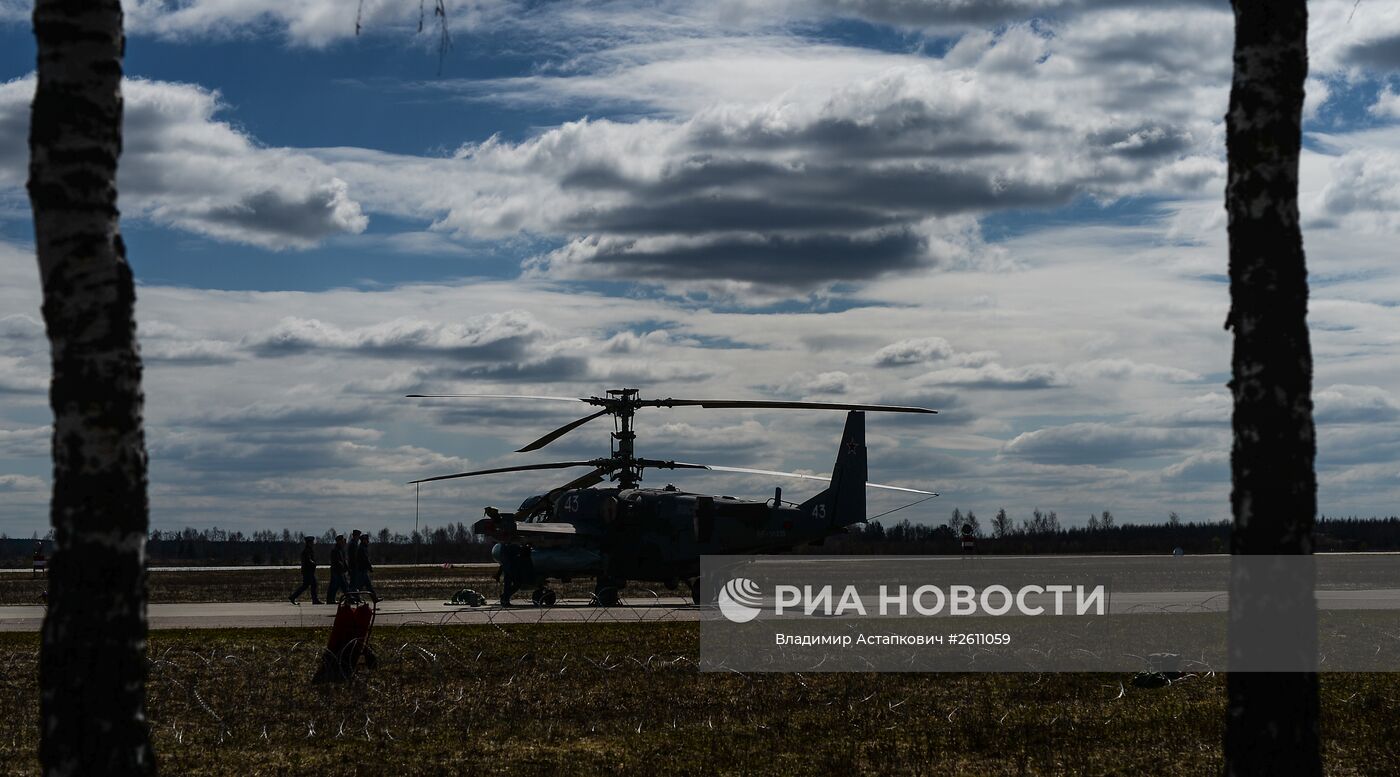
[2,622,1398,775]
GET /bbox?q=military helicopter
[407,389,938,605]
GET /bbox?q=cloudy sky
[2,0,1400,537]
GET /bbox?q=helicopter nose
[491,543,504,564]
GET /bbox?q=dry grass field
[2,622,1398,776]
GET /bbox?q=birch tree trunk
[1224,1,1319,774]
[28,0,155,773]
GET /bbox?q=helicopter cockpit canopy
[517,494,546,520]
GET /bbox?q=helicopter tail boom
[798,411,868,526]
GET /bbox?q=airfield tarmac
[0,597,700,631]
[4,589,1400,631]
[0,562,500,575]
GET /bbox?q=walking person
[326,534,350,603]
[289,536,322,605]
[354,531,380,603]
[347,529,362,589]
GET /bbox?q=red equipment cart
[312,592,379,683]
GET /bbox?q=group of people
[289,530,380,605]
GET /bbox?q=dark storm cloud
[195,186,365,244]
[1341,35,1400,70]
[547,230,927,286]
[782,164,1078,215]
[561,160,1074,240]
[561,197,899,235]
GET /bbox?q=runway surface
[3,589,1398,632]
[0,562,498,575]
[0,596,700,632]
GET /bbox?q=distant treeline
[3,512,1398,567]
[816,510,1400,555]
[1,523,494,568]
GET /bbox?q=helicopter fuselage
[477,484,845,586]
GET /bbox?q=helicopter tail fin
[798,411,867,526]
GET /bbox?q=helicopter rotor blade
[546,466,615,502]
[640,399,937,414]
[634,458,711,470]
[408,460,603,485]
[517,408,612,453]
[671,462,938,495]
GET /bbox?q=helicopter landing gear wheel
[593,578,623,606]
[531,587,556,607]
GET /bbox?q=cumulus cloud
[303,9,1230,289]
[1152,392,1231,428]
[776,370,858,396]
[138,320,241,365]
[1066,358,1201,383]
[0,314,42,353]
[244,312,546,360]
[16,0,513,48]
[1161,449,1228,482]
[1311,148,1400,233]
[743,0,1227,30]
[600,330,672,354]
[1002,422,1210,465]
[1370,87,1400,119]
[874,337,956,366]
[0,473,46,493]
[916,363,1067,390]
[1314,384,1400,425]
[0,2,1247,292]
[0,75,367,249]
[0,426,49,458]
[0,355,47,394]
[1309,1,1400,73]
[186,400,385,432]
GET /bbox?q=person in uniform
[347,529,362,587]
[499,543,535,606]
[327,535,350,603]
[289,536,322,605]
[354,531,380,603]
